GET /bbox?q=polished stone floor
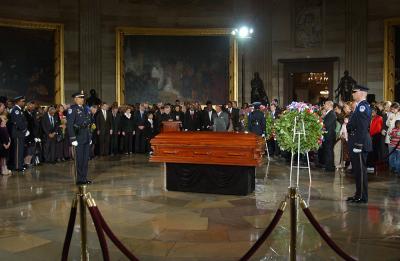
[0,154,399,261]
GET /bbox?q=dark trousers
[10,137,24,170]
[74,143,89,183]
[44,138,57,163]
[124,133,133,154]
[323,140,335,171]
[351,151,368,201]
[267,139,279,156]
[56,138,70,160]
[98,132,110,156]
[135,129,146,153]
[110,134,119,155]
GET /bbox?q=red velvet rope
[94,207,140,261]
[88,206,110,261]
[239,208,284,261]
[302,207,357,261]
[61,203,77,261]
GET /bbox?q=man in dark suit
[41,106,58,163]
[183,104,201,131]
[9,96,29,171]
[160,105,175,122]
[227,101,240,131]
[110,105,121,155]
[96,102,112,156]
[346,85,372,203]
[134,103,147,153]
[322,101,337,172]
[248,102,266,137]
[202,100,216,131]
[268,103,280,156]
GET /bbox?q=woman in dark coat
[121,107,135,154]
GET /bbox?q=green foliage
[265,113,275,139]
[274,110,323,153]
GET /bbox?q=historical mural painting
[123,35,230,104]
[0,26,55,104]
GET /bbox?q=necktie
[103,110,106,120]
[50,116,54,127]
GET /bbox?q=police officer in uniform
[248,102,266,137]
[67,91,92,185]
[9,96,29,171]
[346,85,372,203]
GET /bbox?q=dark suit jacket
[111,113,121,133]
[121,114,135,133]
[41,113,59,140]
[227,108,240,131]
[160,113,175,122]
[134,110,147,129]
[183,110,201,131]
[323,110,337,142]
[201,109,217,130]
[96,110,112,134]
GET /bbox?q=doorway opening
[279,57,338,105]
[291,72,329,104]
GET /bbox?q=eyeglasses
[352,90,359,93]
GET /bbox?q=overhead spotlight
[231,26,254,39]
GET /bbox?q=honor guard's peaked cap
[72,90,85,98]
[352,85,369,92]
[13,96,25,102]
[252,102,261,109]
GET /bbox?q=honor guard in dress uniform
[67,91,92,185]
[248,102,266,137]
[346,85,372,203]
[10,96,29,171]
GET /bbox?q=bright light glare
[231,26,254,38]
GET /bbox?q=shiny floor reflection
[0,155,399,260]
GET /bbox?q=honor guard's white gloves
[71,141,78,146]
[25,130,30,137]
[353,148,362,153]
[261,134,265,138]
[34,138,41,142]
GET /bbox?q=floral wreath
[274,102,324,153]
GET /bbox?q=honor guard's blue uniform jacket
[10,105,28,138]
[66,104,92,145]
[248,110,266,136]
[347,100,372,152]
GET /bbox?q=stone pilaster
[345,0,367,85]
[79,0,102,97]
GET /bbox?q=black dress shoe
[346,196,357,201]
[352,198,368,204]
[76,180,92,185]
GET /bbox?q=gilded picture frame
[384,18,400,101]
[0,18,64,104]
[115,27,238,105]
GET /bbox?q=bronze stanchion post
[289,187,298,261]
[79,185,88,260]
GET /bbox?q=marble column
[79,0,102,97]
[345,0,367,85]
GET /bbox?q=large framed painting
[0,18,64,104]
[116,27,238,105]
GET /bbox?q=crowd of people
[0,92,399,179]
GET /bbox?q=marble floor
[0,154,399,261]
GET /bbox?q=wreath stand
[289,116,312,187]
